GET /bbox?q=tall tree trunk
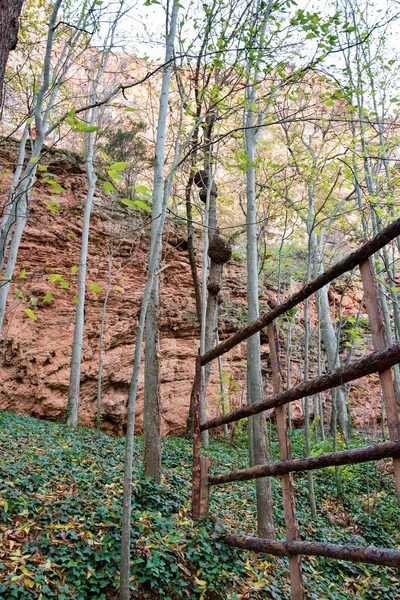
[120,5,180,597]
[143,0,179,480]
[312,232,350,441]
[97,248,113,431]
[245,116,275,538]
[0,124,29,270]
[185,169,202,322]
[244,0,275,539]
[0,0,24,110]
[144,283,161,482]
[0,0,63,334]
[199,113,220,448]
[67,125,97,426]
[303,293,317,518]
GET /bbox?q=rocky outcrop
[0,141,383,435]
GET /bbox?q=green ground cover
[0,411,399,599]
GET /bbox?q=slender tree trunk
[312,233,350,441]
[67,125,97,426]
[97,251,113,431]
[185,169,202,322]
[199,115,220,448]
[286,314,293,431]
[317,299,325,441]
[243,0,275,539]
[144,282,161,482]
[216,331,229,436]
[120,5,179,597]
[143,1,179,480]
[245,116,275,539]
[0,190,28,330]
[303,293,317,519]
[0,124,29,270]
[0,0,63,334]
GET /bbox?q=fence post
[359,258,400,500]
[200,456,211,517]
[192,354,202,520]
[268,322,305,600]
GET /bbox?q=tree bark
[119,4,180,598]
[209,440,400,484]
[142,0,179,478]
[67,123,97,426]
[267,323,304,598]
[224,534,400,568]
[244,5,275,537]
[143,284,161,483]
[0,0,24,110]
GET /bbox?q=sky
[103,0,396,61]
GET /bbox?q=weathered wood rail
[200,343,400,431]
[208,440,400,485]
[201,217,400,365]
[191,217,400,599]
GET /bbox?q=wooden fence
[191,217,400,599]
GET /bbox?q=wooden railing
[191,217,400,600]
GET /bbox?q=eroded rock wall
[0,141,383,435]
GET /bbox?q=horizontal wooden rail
[201,343,400,431]
[224,534,400,568]
[208,440,400,485]
[201,217,400,366]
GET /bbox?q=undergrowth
[0,411,399,599]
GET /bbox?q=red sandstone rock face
[0,142,383,435]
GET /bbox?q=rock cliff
[0,141,383,435]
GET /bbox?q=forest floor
[0,410,399,600]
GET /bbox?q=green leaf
[43,178,66,193]
[103,181,115,193]
[42,291,53,304]
[134,200,151,212]
[73,295,80,304]
[100,151,110,161]
[68,106,77,117]
[135,185,152,194]
[107,170,124,180]
[110,162,130,172]
[26,117,34,125]
[48,273,70,289]
[121,198,137,208]
[19,268,27,279]
[30,297,38,306]
[24,308,38,321]
[72,119,100,133]
[80,125,100,133]
[30,156,39,164]
[38,165,48,172]
[43,200,61,212]
[89,283,103,293]
[71,265,78,274]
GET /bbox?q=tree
[67,4,126,427]
[120,2,180,595]
[142,0,181,483]
[0,0,24,110]
[243,0,276,538]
